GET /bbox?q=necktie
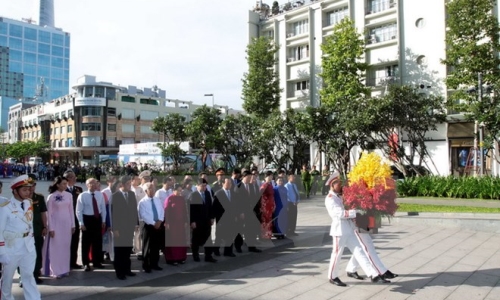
[91,193,100,218]
[246,184,249,194]
[151,198,159,222]
[20,202,24,210]
[226,190,230,201]
[201,192,205,204]
[69,186,73,193]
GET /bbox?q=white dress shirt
[101,186,112,203]
[75,190,107,226]
[138,196,164,226]
[154,188,172,203]
[132,185,146,203]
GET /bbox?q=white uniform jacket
[0,197,36,256]
[325,192,357,237]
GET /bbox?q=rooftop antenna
[22,17,36,24]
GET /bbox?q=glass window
[141,110,159,120]
[51,46,63,57]
[81,123,101,131]
[67,138,74,147]
[107,138,116,147]
[51,79,63,89]
[52,33,64,46]
[24,27,37,40]
[122,138,134,145]
[24,75,36,87]
[106,88,116,100]
[38,65,50,77]
[38,43,50,54]
[64,48,70,59]
[24,52,37,64]
[368,0,396,14]
[122,124,135,133]
[38,54,50,66]
[139,98,159,105]
[61,126,66,134]
[68,109,73,117]
[121,108,135,119]
[107,124,116,131]
[0,21,7,35]
[54,127,59,134]
[23,64,37,75]
[10,49,22,61]
[9,37,22,49]
[51,67,63,78]
[0,36,6,47]
[65,35,70,47]
[326,7,348,26]
[121,96,135,103]
[140,126,154,134]
[38,30,51,43]
[107,107,116,116]
[51,57,63,68]
[23,40,37,52]
[292,19,308,36]
[64,58,69,70]
[81,107,101,116]
[9,24,22,37]
[82,137,101,147]
[369,23,397,43]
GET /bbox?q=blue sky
[0,0,261,109]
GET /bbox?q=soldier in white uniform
[324,171,389,287]
[0,175,41,300]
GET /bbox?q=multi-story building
[248,0,496,176]
[18,75,237,166]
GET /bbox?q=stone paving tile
[445,285,493,300]
[426,273,468,290]
[253,288,297,300]
[406,286,453,299]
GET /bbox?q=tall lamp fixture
[204,93,214,107]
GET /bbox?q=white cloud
[0,0,261,109]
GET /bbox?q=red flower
[343,179,398,217]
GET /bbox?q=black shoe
[71,264,82,269]
[93,264,105,269]
[117,275,127,280]
[382,270,398,279]
[152,266,163,271]
[205,257,217,263]
[329,277,347,287]
[35,277,43,284]
[193,256,200,262]
[213,249,221,256]
[347,271,365,280]
[224,253,236,257]
[248,247,262,253]
[126,272,136,277]
[235,247,242,253]
[84,265,92,272]
[19,281,23,288]
[371,275,391,283]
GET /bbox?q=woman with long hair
[43,176,75,278]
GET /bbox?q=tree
[185,105,223,171]
[5,139,50,161]
[151,113,188,170]
[217,113,258,169]
[318,18,374,175]
[242,36,282,119]
[443,0,500,158]
[371,85,447,176]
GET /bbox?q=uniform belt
[4,231,31,239]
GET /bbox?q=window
[368,0,396,14]
[296,81,309,91]
[61,111,66,119]
[0,21,7,35]
[38,30,51,43]
[415,18,425,28]
[291,19,308,36]
[141,110,159,121]
[24,40,37,52]
[9,24,22,38]
[81,123,101,131]
[82,137,101,147]
[107,107,116,116]
[121,109,135,119]
[288,44,309,62]
[122,124,135,133]
[50,128,53,135]
[121,96,135,103]
[368,23,397,44]
[107,138,116,147]
[54,127,59,135]
[68,109,73,117]
[38,43,50,54]
[51,46,63,57]
[67,138,74,147]
[140,126,154,134]
[81,107,101,116]
[122,138,134,144]
[107,124,116,131]
[367,64,399,86]
[263,30,274,39]
[52,33,64,46]
[140,98,159,105]
[24,27,37,41]
[326,7,348,26]
[61,126,66,134]
[67,125,72,133]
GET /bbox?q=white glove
[0,254,11,265]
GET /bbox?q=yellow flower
[348,152,393,189]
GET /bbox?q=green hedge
[397,176,500,200]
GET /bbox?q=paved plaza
[1,177,500,300]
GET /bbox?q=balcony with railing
[254,0,321,21]
[366,0,397,16]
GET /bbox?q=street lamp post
[204,94,214,107]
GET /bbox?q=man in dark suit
[63,170,84,269]
[189,178,216,263]
[213,178,239,257]
[234,170,262,253]
[111,176,139,280]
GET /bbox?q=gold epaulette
[0,201,9,207]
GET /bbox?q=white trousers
[346,231,387,275]
[327,231,378,280]
[1,251,41,300]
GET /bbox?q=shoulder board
[0,201,9,207]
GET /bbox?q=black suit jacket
[213,189,238,223]
[189,190,214,227]
[234,182,260,217]
[67,186,83,219]
[111,190,138,247]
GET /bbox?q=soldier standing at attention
[0,175,42,299]
[28,173,48,284]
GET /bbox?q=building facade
[17,75,236,166]
[249,0,498,176]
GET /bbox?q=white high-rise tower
[36,0,55,27]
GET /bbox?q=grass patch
[398,203,500,213]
